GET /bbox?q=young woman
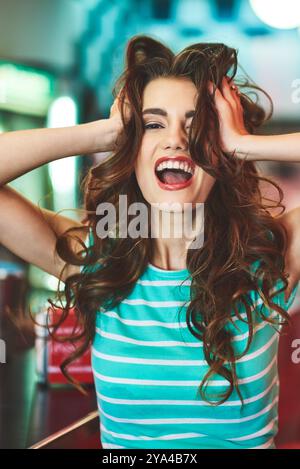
[1,35,300,449]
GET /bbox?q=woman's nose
[161,126,188,150]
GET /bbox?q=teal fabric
[86,254,299,449]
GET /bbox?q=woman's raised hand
[209,76,300,163]
[109,89,132,122]
[208,76,249,156]
[107,89,132,149]
[91,89,132,154]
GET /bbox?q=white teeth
[156,160,194,174]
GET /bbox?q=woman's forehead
[142,77,198,108]
[144,76,196,94]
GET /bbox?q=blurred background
[0,0,300,450]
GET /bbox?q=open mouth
[156,167,193,184]
[155,160,195,190]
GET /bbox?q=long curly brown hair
[49,34,291,405]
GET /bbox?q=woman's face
[135,77,216,209]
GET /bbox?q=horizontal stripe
[137,279,191,286]
[250,436,275,449]
[94,325,278,365]
[93,354,277,386]
[91,262,295,449]
[95,328,201,347]
[122,298,190,307]
[92,331,277,365]
[230,417,277,441]
[101,442,126,449]
[99,310,189,329]
[96,376,278,407]
[99,297,276,330]
[97,395,278,425]
[99,418,277,446]
[100,422,206,441]
[99,309,278,343]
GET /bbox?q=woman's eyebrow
[142,108,195,118]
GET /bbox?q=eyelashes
[144,123,162,130]
[144,123,191,130]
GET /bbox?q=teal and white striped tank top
[89,260,299,449]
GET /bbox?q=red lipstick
[154,156,195,191]
[154,156,195,172]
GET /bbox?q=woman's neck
[150,204,202,270]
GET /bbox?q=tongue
[160,168,190,185]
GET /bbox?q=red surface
[275,308,300,448]
[47,307,93,384]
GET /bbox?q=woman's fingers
[227,79,245,125]
[208,77,241,119]
[110,89,132,123]
[222,76,239,110]
[222,76,246,129]
[222,76,244,118]
[208,80,229,115]
[207,77,249,154]
[108,90,132,150]
[230,82,244,115]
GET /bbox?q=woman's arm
[277,207,300,301]
[0,117,121,186]
[0,117,119,277]
[209,77,300,162]
[0,185,88,281]
[210,77,300,297]
[0,89,131,186]
[0,92,131,277]
[232,133,300,163]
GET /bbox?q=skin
[135,77,216,270]
[0,75,298,297]
[0,99,130,281]
[0,118,122,187]
[210,76,300,300]
[209,76,300,162]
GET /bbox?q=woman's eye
[144,123,163,130]
[144,123,191,130]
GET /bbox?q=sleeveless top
[85,256,298,449]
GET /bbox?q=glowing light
[47,96,77,128]
[47,96,78,211]
[0,62,53,115]
[249,0,300,29]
